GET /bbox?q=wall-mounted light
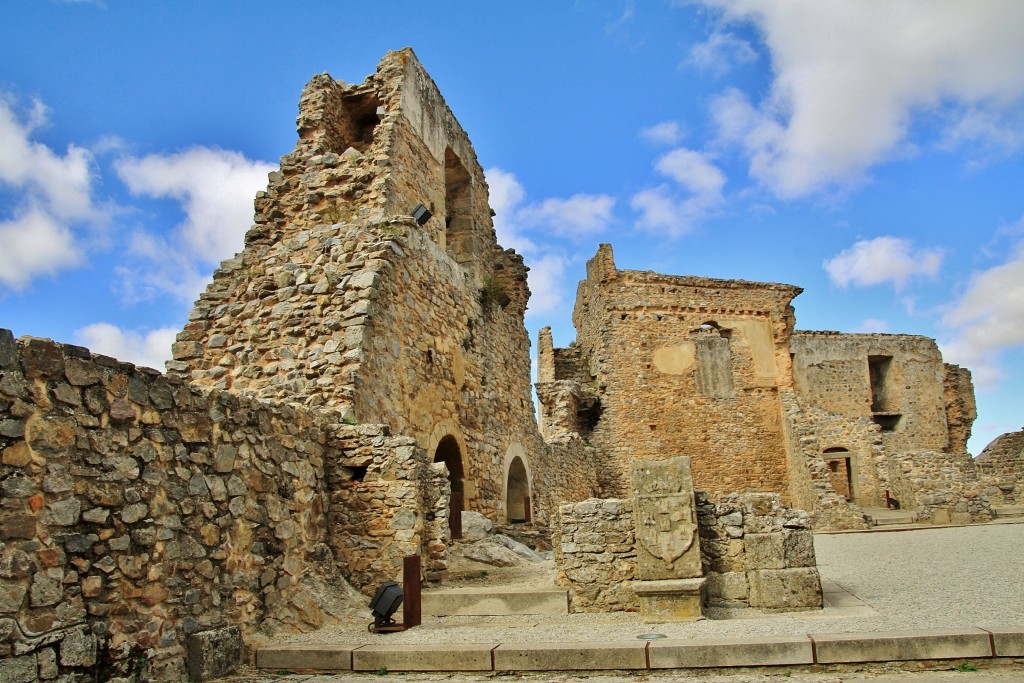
[412,204,432,226]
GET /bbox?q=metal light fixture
[412,204,432,226]
[368,581,404,631]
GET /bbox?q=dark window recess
[342,465,368,482]
[872,413,901,432]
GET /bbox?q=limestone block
[456,539,521,567]
[631,457,702,580]
[256,644,354,671]
[0,653,37,683]
[743,533,784,570]
[354,643,496,672]
[460,511,492,541]
[811,628,992,663]
[494,641,648,671]
[186,626,242,681]
[632,577,706,622]
[782,529,815,568]
[59,625,97,667]
[649,635,813,668]
[746,567,822,611]
[704,571,748,604]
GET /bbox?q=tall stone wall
[0,331,442,681]
[552,493,822,613]
[791,332,958,455]
[543,244,802,501]
[169,48,550,525]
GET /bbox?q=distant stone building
[537,244,996,528]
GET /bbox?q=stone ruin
[537,243,1021,529]
[1,48,1022,681]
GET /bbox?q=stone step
[863,508,917,527]
[992,505,1024,519]
[421,587,568,616]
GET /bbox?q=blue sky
[2,1,1022,455]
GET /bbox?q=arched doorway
[505,456,531,523]
[434,436,464,539]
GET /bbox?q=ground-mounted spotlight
[368,581,404,632]
[412,204,432,226]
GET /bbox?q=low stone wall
[553,492,822,613]
[0,331,444,681]
[975,431,1024,505]
[885,450,993,524]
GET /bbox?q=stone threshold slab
[254,625,1024,673]
[421,588,568,616]
[811,628,993,663]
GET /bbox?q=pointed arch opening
[434,435,465,539]
[505,456,531,523]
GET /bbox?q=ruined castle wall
[566,245,801,501]
[552,493,822,613]
[943,363,977,456]
[883,450,992,524]
[169,49,551,526]
[975,430,1024,504]
[791,332,952,454]
[0,331,440,681]
[779,393,872,530]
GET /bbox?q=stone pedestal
[632,578,706,623]
[630,457,706,621]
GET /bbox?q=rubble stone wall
[553,492,822,613]
[883,450,993,524]
[791,332,959,455]
[975,429,1024,505]
[543,244,803,501]
[170,48,550,525]
[0,331,438,681]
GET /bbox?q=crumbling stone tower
[168,49,546,525]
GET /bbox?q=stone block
[632,578,705,622]
[186,626,242,681]
[744,533,784,570]
[421,588,568,616]
[811,629,992,663]
[986,626,1024,656]
[256,644,354,670]
[493,641,647,671]
[60,625,97,667]
[0,653,37,683]
[0,328,16,369]
[704,571,748,604]
[782,529,816,567]
[747,567,822,610]
[353,643,495,671]
[649,635,813,668]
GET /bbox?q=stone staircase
[422,587,568,616]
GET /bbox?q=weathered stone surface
[631,457,701,580]
[457,539,523,567]
[186,626,242,681]
[0,653,37,683]
[60,625,97,667]
[747,567,823,611]
[460,511,493,541]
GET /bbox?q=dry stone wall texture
[0,331,440,681]
[553,492,822,613]
[975,429,1024,504]
[169,48,550,525]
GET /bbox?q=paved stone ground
[226,523,1024,681]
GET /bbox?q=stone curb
[255,626,1023,672]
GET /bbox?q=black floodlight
[368,581,403,631]
[412,204,432,226]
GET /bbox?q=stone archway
[434,435,465,539]
[505,456,531,523]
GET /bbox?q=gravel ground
[268,522,1024,646]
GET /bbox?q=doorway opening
[823,447,854,501]
[434,435,464,539]
[505,456,531,523]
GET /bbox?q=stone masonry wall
[553,492,822,613]
[0,331,440,682]
[975,429,1024,504]
[171,48,550,526]
[550,244,802,501]
[883,450,993,524]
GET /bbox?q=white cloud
[0,95,103,289]
[517,194,616,240]
[823,236,944,289]
[701,0,1024,197]
[75,323,178,371]
[485,167,615,246]
[686,30,757,76]
[524,253,570,320]
[113,146,273,302]
[116,147,274,260]
[854,318,890,334]
[640,121,684,146]
[632,147,725,236]
[940,235,1024,388]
